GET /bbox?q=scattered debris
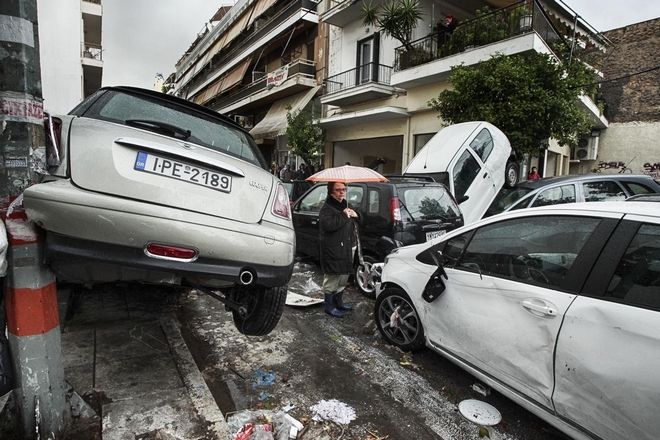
[285,292,324,307]
[309,399,356,425]
[398,353,419,370]
[252,369,276,388]
[227,408,306,440]
[471,383,491,397]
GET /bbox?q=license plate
[426,230,446,241]
[134,151,232,193]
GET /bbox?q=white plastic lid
[458,399,502,426]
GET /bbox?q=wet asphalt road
[175,260,570,440]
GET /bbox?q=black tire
[231,286,287,336]
[504,162,519,188]
[375,287,425,351]
[355,255,379,299]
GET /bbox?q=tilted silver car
[24,86,295,335]
[375,201,660,440]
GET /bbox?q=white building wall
[37,0,84,114]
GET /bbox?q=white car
[374,201,660,440]
[404,121,518,225]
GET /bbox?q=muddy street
[176,261,567,440]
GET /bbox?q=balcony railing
[394,0,568,71]
[325,63,393,94]
[82,0,102,4]
[82,42,102,61]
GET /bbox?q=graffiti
[597,161,632,173]
[642,162,660,179]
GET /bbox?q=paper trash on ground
[285,292,324,307]
[310,399,356,425]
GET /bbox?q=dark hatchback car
[282,180,313,205]
[292,176,464,297]
[485,174,660,216]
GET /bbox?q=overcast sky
[101,0,660,89]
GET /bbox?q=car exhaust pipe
[239,269,254,285]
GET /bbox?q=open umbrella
[306,165,388,183]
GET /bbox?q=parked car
[292,176,463,297]
[24,86,295,335]
[404,121,519,225]
[282,180,313,206]
[485,173,660,216]
[375,201,660,440]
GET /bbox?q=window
[414,133,434,155]
[452,150,481,199]
[605,224,660,310]
[347,185,364,206]
[399,186,461,221]
[623,182,654,195]
[469,129,494,163]
[357,34,379,84]
[531,184,576,207]
[368,189,380,214]
[457,216,600,288]
[298,185,328,212]
[583,181,625,202]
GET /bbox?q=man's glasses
[334,187,347,193]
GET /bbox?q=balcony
[321,63,400,106]
[212,59,318,114]
[391,0,568,88]
[81,42,103,69]
[320,0,384,27]
[81,0,102,16]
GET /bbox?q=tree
[428,52,595,156]
[362,0,422,50]
[286,106,324,167]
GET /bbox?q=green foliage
[362,0,423,49]
[428,52,595,155]
[285,106,324,167]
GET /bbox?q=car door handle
[483,172,488,178]
[311,219,318,225]
[521,299,557,317]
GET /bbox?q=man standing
[319,182,358,317]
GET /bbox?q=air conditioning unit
[574,135,599,161]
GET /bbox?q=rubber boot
[324,293,345,318]
[334,291,353,311]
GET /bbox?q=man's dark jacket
[319,195,357,274]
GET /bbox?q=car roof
[516,173,658,190]
[519,201,660,218]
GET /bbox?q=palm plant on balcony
[362,0,422,51]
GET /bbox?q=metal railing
[394,0,568,71]
[325,63,393,94]
[81,42,102,61]
[82,0,102,4]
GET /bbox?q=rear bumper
[45,233,294,288]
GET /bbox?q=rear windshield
[399,186,462,221]
[76,89,265,168]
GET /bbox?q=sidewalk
[60,285,230,440]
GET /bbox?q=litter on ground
[309,399,357,425]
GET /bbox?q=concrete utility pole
[1,0,67,438]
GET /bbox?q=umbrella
[306,165,388,183]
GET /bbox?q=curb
[160,314,230,440]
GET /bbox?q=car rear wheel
[504,162,519,188]
[231,286,287,336]
[355,255,378,299]
[375,287,425,351]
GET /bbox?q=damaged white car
[24,86,295,335]
[375,201,660,440]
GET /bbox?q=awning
[192,57,252,105]
[250,86,320,139]
[248,0,279,28]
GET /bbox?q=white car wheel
[375,287,425,351]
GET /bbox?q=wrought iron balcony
[325,63,393,94]
[394,0,568,71]
[81,42,102,61]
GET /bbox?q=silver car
[375,201,660,440]
[25,86,295,335]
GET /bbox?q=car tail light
[272,182,291,220]
[145,243,198,261]
[389,197,402,222]
[43,113,62,166]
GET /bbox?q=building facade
[37,0,103,114]
[173,0,324,167]
[572,18,660,178]
[318,0,608,176]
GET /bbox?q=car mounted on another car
[25,86,295,336]
[404,121,519,225]
[292,175,463,298]
[484,173,660,216]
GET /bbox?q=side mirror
[423,250,448,303]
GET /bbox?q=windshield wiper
[125,119,191,140]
